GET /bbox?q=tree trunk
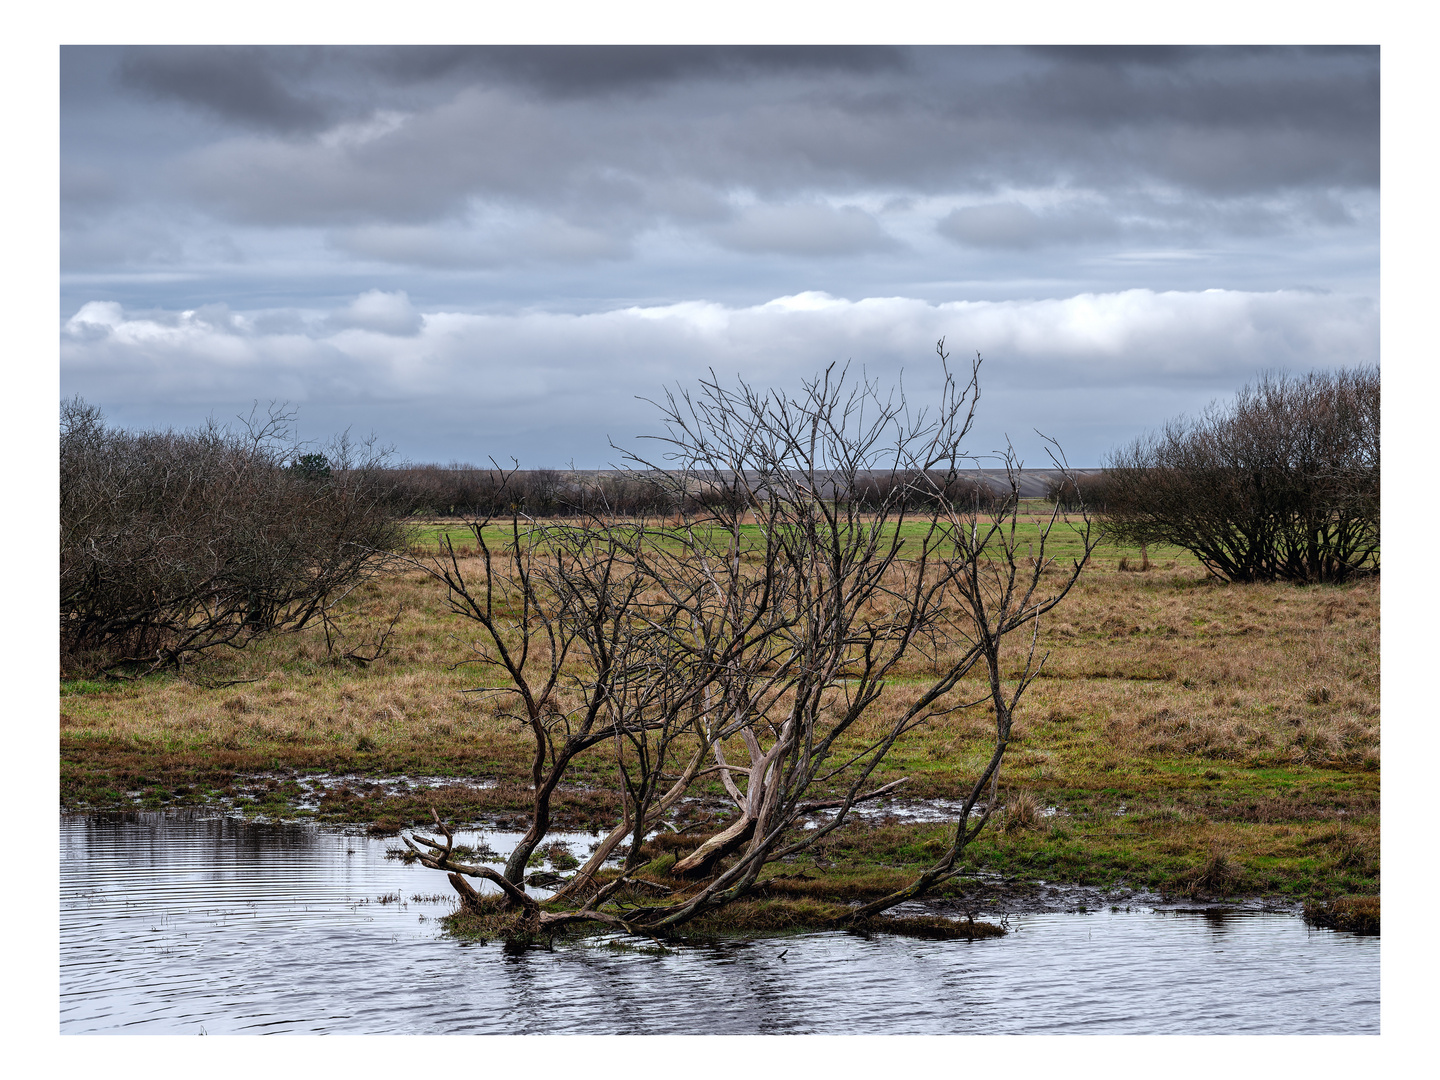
[671,814,756,877]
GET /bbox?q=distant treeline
[374,464,1094,518]
[380,466,675,517]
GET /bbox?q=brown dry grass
[61,556,1380,776]
[1304,894,1380,934]
[61,542,1379,901]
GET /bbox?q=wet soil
[898,873,1304,921]
[59,770,1365,917]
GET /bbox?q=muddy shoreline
[61,775,1336,926]
[905,877,1304,919]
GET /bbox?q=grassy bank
[60,526,1378,910]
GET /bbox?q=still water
[60,811,1378,1035]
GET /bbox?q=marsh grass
[1001,790,1046,834]
[440,891,1003,944]
[1175,848,1247,898]
[1304,894,1380,935]
[61,529,1378,902]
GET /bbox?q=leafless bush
[380,464,513,516]
[60,398,404,676]
[1103,367,1378,583]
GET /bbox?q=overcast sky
[59,45,1380,467]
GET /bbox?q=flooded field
[60,811,1378,1035]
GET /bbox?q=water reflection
[60,811,1378,1035]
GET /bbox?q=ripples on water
[60,812,1378,1035]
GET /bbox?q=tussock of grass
[442,896,535,942]
[1001,790,1045,833]
[1304,894,1379,935]
[681,897,851,932]
[1174,849,1247,898]
[755,867,942,901]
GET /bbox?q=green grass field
[403,507,1202,573]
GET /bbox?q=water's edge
[60,811,1379,1035]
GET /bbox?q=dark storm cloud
[101,45,912,135]
[1023,45,1207,65]
[73,45,1378,233]
[360,45,910,98]
[117,46,337,133]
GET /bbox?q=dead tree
[613,346,1095,927]
[406,472,775,890]
[409,487,661,886]
[404,344,1095,930]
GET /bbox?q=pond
[60,811,1378,1035]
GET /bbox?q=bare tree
[406,472,756,887]
[1103,367,1379,583]
[403,344,1096,932]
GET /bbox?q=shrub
[60,398,405,675]
[1102,367,1378,583]
[1047,472,1108,513]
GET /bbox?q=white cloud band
[62,287,1378,466]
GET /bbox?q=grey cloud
[63,301,124,341]
[179,88,603,226]
[186,303,248,333]
[360,45,910,99]
[328,225,501,269]
[1297,192,1357,227]
[60,45,1379,323]
[937,202,1118,250]
[329,218,632,269]
[938,203,1044,249]
[1023,46,1207,66]
[117,46,336,133]
[117,46,1376,233]
[249,309,313,335]
[710,204,897,257]
[936,187,1369,253]
[61,216,187,270]
[1012,47,1376,136]
[61,165,121,209]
